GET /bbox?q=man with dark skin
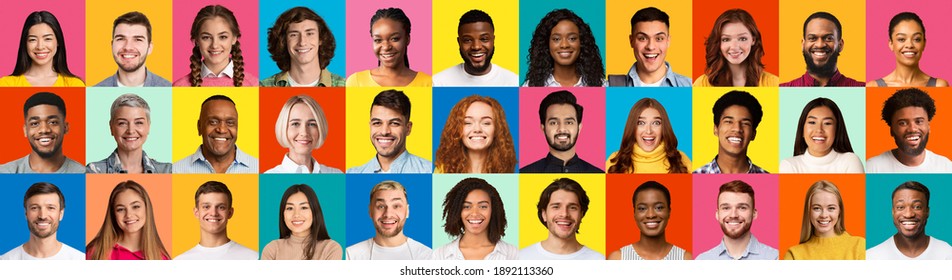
[173,95,258,173]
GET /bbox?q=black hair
[201,95,236,107]
[538,90,583,124]
[630,7,670,30]
[23,182,65,210]
[881,88,936,126]
[459,9,494,31]
[371,89,412,122]
[893,181,930,208]
[712,90,763,130]
[12,11,78,78]
[23,91,66,118]
[803,12,843,39]
[525,9,605,87]
[370,7,412,68]
[632,181,671,208]
[889,12,925,38]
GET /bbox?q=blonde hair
[275,95,328,150]
[86,180,169,260]
[368,180,408,206]
[799,180,846,244]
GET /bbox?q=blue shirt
[347,150,432,173]
[696,235,779,260]
[624,61,692,87]
[173,145,258,174]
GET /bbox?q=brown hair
[267,7,335,72]
[188,5,246,87]
[435,95,516,173]
[718,180,755,209]
[703,9,765,86]
[86,180,169,260]
[442,178,507,244]
[608,98,687,173]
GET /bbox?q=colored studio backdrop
[605,0,693,79]
[258,87,347,173]
[605,87,694,164]
[345,86,433,170]
[605,174,693,256]
[777,174,866,258]
[692,0,778,82]
[0,88,87,165]
[85,88,173,165]
[85,174,173,250]
[432,0,520,77]
[518,87,606,171]
[171,0,260,84]
[866,0,952,83]
[171,87,260,163]
[345,0,433,76]
[778,0,866,83]
[1,1,87,82]
[85,0,174,85]
[257,0,347,80]
[692,87,779,172]
[431,174,520,248]
[344,174,434,249]
[691,174,779,256]
[518,0,606,82]
[518,174,607,255]
[170,174,260,258]
[778,88,866,169]
[865,174,952,249]
[258,174,347,259]
[0,174,87,255]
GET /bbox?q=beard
[547,133,577,152]
[30,140,63,159]
[462,49,494,74]
[374,222,404,238]
[802,47,840,78]
[894,131,929,156]
[720,218,752,239]
[28,219,57,239]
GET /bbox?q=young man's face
[369,105,411,160]
[714,105,756,159]
[630,20,670,75]
[24,104,68,159]
[194,192,233,234]
[286,19,321,69]
[457,21,495,75]
[801,18,842,76]
[112,23,152,73]
[715,191,756,239]
[25,193,63,239]
[890,106,930,157]
[542,189,583,240]
[542,103,580,153]
[892,188,929,239]
[370,189,408,238]
[199,100,238,158]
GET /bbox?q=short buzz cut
[892,181,930,208]
[113,11,153,42]
[459,9,494,31]
[24,92,67,119]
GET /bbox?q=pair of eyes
[27,37,55,44]
[115,37,147,43]
[373,36,403,44]
[548,205,580,211]
[370,120,403,127]
[288,31,317,39]
[811,206,838,212]
[460,37,491,44]
[115,120,147,127]
[806,120,835,126]
[636,205,667,212]
[550,35,579,43]
[28,206,59,211]
[637,120,662,126]
[720,119,752,127]
[29,120,60,127]
[207,119,237,127]
[894,37,924,43]
[895,119,927,126]
[721,36,750,43]
[805,35,836,42]
[199,34,232,42]
[285,206,310,211]
[719,206,750,211]
[115,205,142,213]
[200,205,229,211]
[463,204,490,210]
[289,121,318,128]
[465,120,493,126]
[374,204,405,210]
[547,120,576,126]
[895,204,925,211]
[635,35,667,42]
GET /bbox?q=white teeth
[469,136,486,140]
[556,135,569,140]
[903,51,916,56]
[908,136,920,141]
[205,218,221,223]
[467,219,483,224]
[377,139,393,143]
[556,221,571,226]
[39,138,52,144]
[122,54,137,58]
[818,221,830,225]
[125,220,138,224]
[381,220,396,224]
[727,137,742,143]
[296,48,312,53]
[214,137,227,141]
[812,137,826,141]
[901,221,916,225]
[642,137,655,141]
[644,54,658,58]
[812,51,827,57]
[292,221,304,225]
[471,53,485,57]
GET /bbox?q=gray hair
[110,93,151,121]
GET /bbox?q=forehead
[546,103,577,118]
[27,193,61,205]
[201,16,233,33]
[289,102,316,117]
[720,105,752,120]
[893,20,924,34]
[198,192,229,204]
[26,104,64,118]
[370,105,405,120]
[633,20,668,33]
[114,23,149,35]
[893,188,927,201]
[464,189,490,201]
[635,189,666,203]
[459,21,493,35]
[810,190,838,204]
[202,100,237,116]
[29,23,54,35]
[807,106,834,117]
[721,22,750,35]
[372,18,404,34]
[288,19,319,31]
[549,189,580,204]
[114,106,148,117]
[287,192,309,204]
[466,101,493,116]
[115,189,143,203]
[805,18,837,35]
[639,107,660,118]
[552,20,579,33]
[718,191,753,204]
[373,188,407,201]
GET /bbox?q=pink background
[0,1,86,81]
[866,0,952,81]
[691,174,779,256]
[518,87,606,171]
[345,0,432,76]
[172,0,259,83]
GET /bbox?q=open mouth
[643,221,661,229]
[727,136,742,144]
[905,134,922,146]
[294,139,312,146]
[900,220,919,230]
[469,52,486,63]
[375,137,394,148]
[811,49,830,59]
[811,136,827,143]
[902,51,917,58]
[641,136,656,146]
[36,137,54,146]
[295,48,312,54]
[727,50,744,59]
[291,220,306,226]
[379,52,397,61]
[208,49,225,56]
[642,53,660,62]
[557,51,574,58]
[34,51,50,59]
[204,217,222,223]
[467,219,484,225]
[124,218,139,225]
[213,137,230,142]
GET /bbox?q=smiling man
[867,88,952,173]
[346,180,432,260]
[694,90,767,174]
[348,90,431,173]
[520,178,602,260]
[260,7,345,87]
[173,95,258,173]
[432,9,519,86]
[175,181,257,260]
[521,90,602,173]
[1,182,84,260]
[781,12,863,87]
[868,181,952,260]
[94,12,171,87]
[1,92,84,173]
[696,180,778,260]
[607,7,690,87]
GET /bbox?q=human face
[802,18,841,76]
[284,192,313,238]
[112,23,152,73]
[110,106,150,154]
[25,193,62,239]
[890,106,930,157]
[802,106,836,157]
[287,20,320,68]
[26,23,57,67]
[720,22,753,65]
[24,104,68,159]
[630,21,669,74]
[892,189,929,239]
[372,18,408,69]
[370,189,408,238]
[714,105,755,159]
[287,102,320,156]
[461,189,491,237]
[369,105,410,160]
[462,102,495,152]
[543,190,582,240]
[889,20,925,67]
[716,191,755,239]
[810,191,840,238]
[549,20,580,67]
[543,104,580,152]
[199,100,238,158]
[196,16,237,72]
[458,22,495,75]
[635,107,663,153]
[114,190,146,235]
[194,192,232,235]
[634,189,669,237]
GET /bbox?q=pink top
[172,74,259,87]
[86,243,169,260]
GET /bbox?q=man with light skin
[868,181,952,259]
[173,95,259,173]
[432,9,519,86]
[520,178,603,260]
[1,182,84,260]
[346,180,432,260]
[175,181,257,260]
[94,11,172,87]
[0,92,84,173]
[608,7,691,87]
[696,180,778,260]
[694,90,768,174]
[867,88,952,172]
[347,90,431,173]
[521,90,602,173]
[781,12,863,87]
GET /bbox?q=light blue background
[605,87,694,162]
[85,88,173,164]
[257,0,347,79]
[432,87,520,170]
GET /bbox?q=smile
[213,137,229,141]
[902,51,917,57]
[204,218,222,223]
[291,220,305,226]
[34,51,50,59]
[811,50,828,58]
[124,219,139,225]
[727,137,742,144]
[557,51,574,58]
[467,219,484,224]
[295,48,312,54]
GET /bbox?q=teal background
[258,174,346,259]
[605,87,694,162]
[431,174,519,250]
[257,0,347,79]
[778,88,866,168]
[518,0,607,82]
[85,88,173,164]
[865,174,952,249]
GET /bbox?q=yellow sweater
[784,232,866,260]
[606,143,691,173]
[0,74,85,86]
[692,71,779,87]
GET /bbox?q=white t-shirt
[432,238,519,260]
[0,243,85,260]
[779,151,865,173]
[345,237,433,260]
[518,242,604,260]
[174,240,259,260]
[866,149,952,173]
[867,236,952,260]
[432,63,519,86]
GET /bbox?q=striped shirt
[620,244,686,260]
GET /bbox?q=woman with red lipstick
[523,9,605,87]
[868,12,948,87]
[86,180,169,260]
[694,9,778,87]
[785,180,865,260]
[780,98,863,173]
[607,98,691,174]
[265,95,342,174]
[433,177,517,260]
[0,11,84,87]
[434,95,516,173]
[262,184,342,260]
[608,181,691,260]
[173,5,257,87]
[346,7,431,87]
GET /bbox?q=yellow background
[692,87,779,172]
[170,174,259,258]
[432,0,520,76]
[606,0,693,78]
[85,0,173,84]
[778,0,866,82]
[518,174,606,255]
[345,87,433,170]
[171,87,260,161]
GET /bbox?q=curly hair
[703,9,765,86]
[525,9,604,87]
[442,178,507,244]
[608,98,687,174]
[267,7,335,72]
[13,11,79,79]
[435,95,516,173]
[793,98,854,156]
[188,5,246,87]
[881,88,936,126]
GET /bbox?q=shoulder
[319,164,343,174]
[693,75,709,86]
[519,157,547,173]
[94,75,117,87]
[760,72,779,86]
[409,71,433,87]
[317,239,343,259]
[172,75,193,86]
[61,75,86,86]
[935,78,949,87]
[259,72,284,86]
[63,157,86,173]
[241,73,259,86]
[432,64,462,81]
[495,240,519,259]
[0,75,22,86]
[0,245,23,260]
[345,70,371,86]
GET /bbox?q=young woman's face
[110,106,151,154]
[286,102,320,156]
[889,20,925,67]
[548,20,581,67]
[635,107,664,153]
[196,16,237,70]
[810,190,840,238]
[284,192,313,238]
[372,18,408,69]
[633,189,669,237]
[719,22,753,66]
[462,102,496,152]
[802,106,836,157]
[114,189,146,235]
[26,23,57,67]
[461,189,492,237]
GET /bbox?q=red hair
[435,95,516,173]
[703,9,765,86]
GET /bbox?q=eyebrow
[635,31,667,36]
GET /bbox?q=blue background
[431,87,521,170]
[258,174,346,259]
[865,174,952,249]
[344,174,433,248]
[0,174,86,255]
[257,0,347,79]
[605,87,694,162]
[518,0,607,83]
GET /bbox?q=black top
[520,153,604,173]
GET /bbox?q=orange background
[692,0,779,81]
[258,87,347,172]
[777,174,866,258]
[865,87,952,160]
[85,174,173,249]
[606,174,693,256]
[0,88,86,164]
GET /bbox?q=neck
[550,149,576,164]
[715,153,750,174]
[117,149,144,173]
[201,146,236,173]
[288,152,314,172]
[806,148,832,158]
[722,232,751,259]
[28,152,66,173]
[468,151,488,173]
[465,63,492,76]
[552,64,580,86]
[117,67,148,87]
[23,234,62,258]
[376,150,404,172]
[205,60,229,76]
[119,232,142,252]
[375,64,408,76]
[289,62,322,85]
[637,233,668,249]
[893,232,931,257]
[460,232,492,247]
[636,62,667,84]
[373,233,408,247]
[199,230,231,248]
[893,63,923,83]
[729,63,747,86]
[540,234,582,255]
[25,63,56,77]
[893,149,927,167]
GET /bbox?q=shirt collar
[192,145,253,168]
[545,74,584,87]
[627,61,676,86]
[709,155,763,174]
[105,149,159,173]
[279,153,321,173]
[714,235,764,260]
[544,152,582,167]
[444,238,509,260]
[201,61,235,78]
[370,150,410,173]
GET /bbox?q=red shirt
[780,70,864,87]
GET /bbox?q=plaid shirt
[693,155,769,174]
[86,149,171,174]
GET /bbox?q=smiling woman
[0,11,84,87]
[434,95,516,173]
[868,12,949,87]
[780,97,863,174]
[86,94,171,174]
[524,9,605,87]
[608,181,691,260]
[173,5,257,87]
[261,184,342,260]
[432,177,517,260]
[694,9,778,87]
[346,7,431,87]
[86,180,169,260]
[784,180,865,260]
